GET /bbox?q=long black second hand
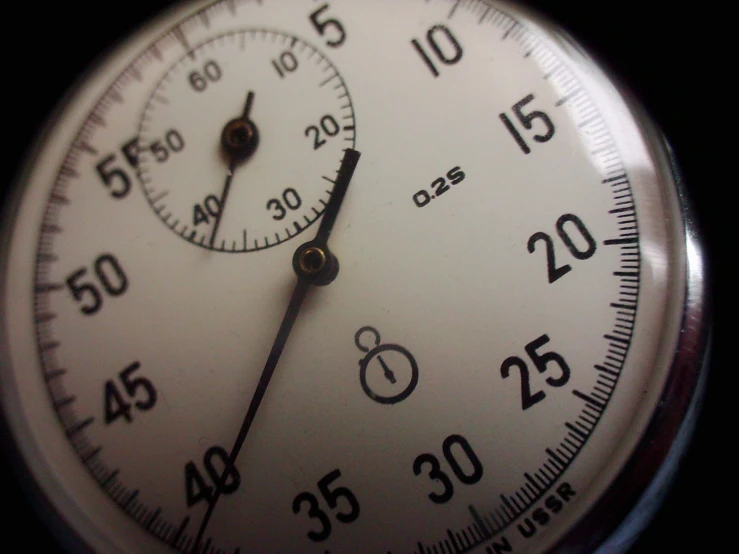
[192,148,361,552]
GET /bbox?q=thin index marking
[604,333,629,345]
[173,26,195,59]
[82,446,103,463]
[101,469,120,488]
[50,193,70,205]
[319,73,339,87]
[468,505,492,539]
[595,364,619,377]
[446,529,461,551]
[122,489,139,509]
[89,112,107,127]
[67,417,94,437]
[500,494,517,516]
[502,22,518,40]
[35,282,64,293]
[78,141,99,155]
[573,389,605,409]
[35,312,57,324]
[54,396,76,409]
[577,114,599,128]
[38,252,59,263]
[146,508,162,530]
[610,302,636,310]
[602,173,627,184]
[555,87,582,107]
[545,447,565,467]
[60,165,79,178]
[448,0,461,19]
[150,190,170,204]
[150,44,163,61]
[45,368,67,381]
[169,516,190,547]
[479,6,491,23]
[604,237,638,246]
[129,65,143,82]
[566,422,588,439]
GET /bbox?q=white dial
[0,1,707,553]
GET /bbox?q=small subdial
[138,30,356,252]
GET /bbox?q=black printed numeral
[273,51,299,78]
[411,25,463,77]
[309,4,346,48]
[188,60,222,92]
[96,129,184,199]
[528,214,597,283]
[267,188,302,221]
[103,361,157,424]
[501,334,570,410]
[66,253,128,315]
[185,446,240,507]
[293,469,360,542]
[193,194,221,226]
[305,115,340,150]
[413,434,483,504]
[500,94,555,154]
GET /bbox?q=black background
[0,1,725,552]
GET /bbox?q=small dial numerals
[137,30,356,253]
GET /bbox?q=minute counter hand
[193,148,361,552]
[210,91,259,248]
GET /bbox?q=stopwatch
[0,0,712,552]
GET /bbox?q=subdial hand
[209,91,259,248]
[377,355,397,384]
[193,148,361,552]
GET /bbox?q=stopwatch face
[0,1,709,553]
